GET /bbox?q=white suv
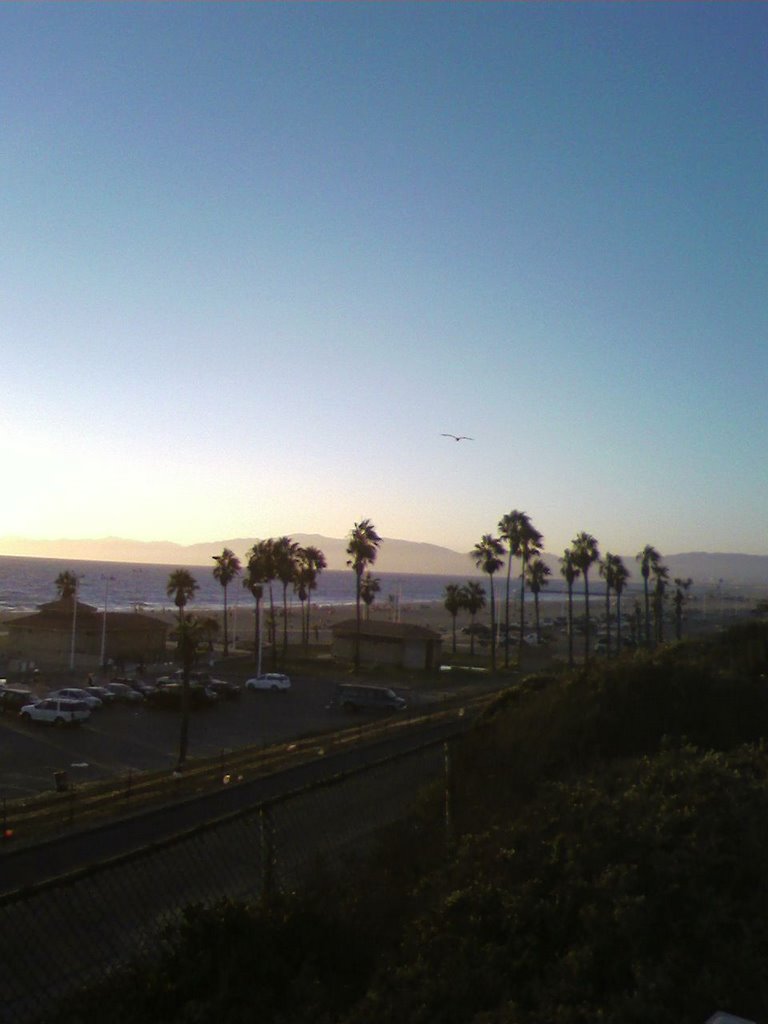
[48,687,103,709]
[20,698,91,726]
[245,673,291,692]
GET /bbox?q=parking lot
[0,671,401,799]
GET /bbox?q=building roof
[7,609,167,635]
[331,619,441,641]
[39,597,99,616]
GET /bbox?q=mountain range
[1,535,768,588]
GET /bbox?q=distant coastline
[0,537,767,589]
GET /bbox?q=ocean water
[0,554,481,615]
[0,554,577,617]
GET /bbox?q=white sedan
[245,673,291,692]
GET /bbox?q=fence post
[260,804,275,899]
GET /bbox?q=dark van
[0,687,34,714]
[328,684,406,713]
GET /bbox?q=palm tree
[243,542,271,668]
[673,577,693,641]
[571,532,600,663]
[273,536,299,660]
[444,583,464,654]
[613,558,630,652]
[55,570,78,600]
[461,581,486,657]
[635,545,661,648]
[498,511,543,668]
[526,557,551,642]
[559,549,581,669]
[212,548,241,658]
[166,569,199,622]
[598,553,623,657]
[254,539,280,666]
[652,562,670,644]
[346,519,382,672]
[360,573,381,620]
[174,613,206,770]
[295,545,327,645]
[472,534,505,671]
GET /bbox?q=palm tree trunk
[222,584,229,658]
[451,614,457,654]
[583,572,591,664]
[643,576,650,647]
[616,592,623,651]
[518,560,526,665]
[488,574,496,671]
[605,584,611,657]
[282,584,289,661]
[354,570,362,672]
[268,586,277,670]
[567,582,574,669]
[534,590,541,641]
[257,593,264,663]
[504,559,512,668]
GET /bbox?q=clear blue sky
[2,3,766,559]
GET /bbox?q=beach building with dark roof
[331,619,442,671]
[5,596,168,670]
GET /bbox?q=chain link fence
[0,736,453,1024]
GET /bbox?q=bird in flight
[441,433,474,442]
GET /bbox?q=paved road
[0,713,468,896]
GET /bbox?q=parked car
[127,678,156,697]
[48,687,103,709]
[245,673,291,692]
[156,669,237,694]
[0,686,34,714]
[20,698,91,726]
[85,685,117,704]
[145,684,218,709]
[205,679,242,699]
[105,681,144,703]
[326,683,406,713]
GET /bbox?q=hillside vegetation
[52,621,768,1024]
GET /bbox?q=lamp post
[100,575,116,669]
